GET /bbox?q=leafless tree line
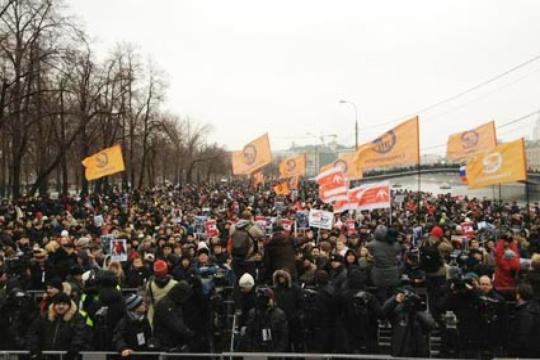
[0,0,230,199]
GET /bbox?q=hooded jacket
[27,301,87,354]
[272,270,301,327]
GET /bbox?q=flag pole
[416,116,421,225]
[526,180,531,224]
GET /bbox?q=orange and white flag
[252,171,265,187]
[82,144,125,181]
[466,138,527,189]
[315,167,349,203]
[349,181,391,211]
[321,152,363,180]
[279,154,306,178]
[273,180,290,196]
[447,121,497,160]
[287,175,300,190]
[354,117,420,172]
[232,133,272,175]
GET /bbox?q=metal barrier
[0,351,462,360]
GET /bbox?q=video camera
[401,289,425,312]
[352,290,370,315]
[255,287,273,309]
[476,295,500,324]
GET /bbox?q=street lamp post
[339,100,358,149]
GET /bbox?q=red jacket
[494,239,520,290]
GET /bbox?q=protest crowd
[0,180,540,359]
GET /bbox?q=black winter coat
[26,303,87,354]
[507,300,540,357]
[153,296,193,350]
[50,248,78,280]
[125,265,152,289]
[382,296,434,357]
[242,306,289,352]
[29,261,57,290]
[340,288,381,353]
[113,314,154,352]
[87,287,125,351]
[263,233,297,280]
[310,284,338,353]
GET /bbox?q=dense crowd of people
[1,180,540,358]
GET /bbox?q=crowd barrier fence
[1,351,511,360]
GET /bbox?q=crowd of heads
[0,180,540,357]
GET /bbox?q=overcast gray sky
[69,0,540,154]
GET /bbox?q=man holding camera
[440,274,507,358]
[241,287,289,352]
[382,286,436,357]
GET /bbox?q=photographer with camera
[440,273,507,358]
[240,287,289,352]
[0,286,38,350]
[382,286,436,357]
[340,268,381,354]
[272,269,301,351]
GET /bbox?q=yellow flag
[279,154,306,178]
[318,153,363,179]
[447,121,497,160]
[232,133,272,175]
[81,144,125,181]
[273,180,290,196]
[252,171,265,187]
[466,138,527,189]
[288,175,300,190]
[354,117,420,171]
[335,152,363,180]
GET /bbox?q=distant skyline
[69,0,540,153]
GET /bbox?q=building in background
[533,114,540,141]
[526,140,540,171]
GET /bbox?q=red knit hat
[431,226,444,239]
[153,259,169,277]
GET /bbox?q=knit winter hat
[431,226,444,239]
[238,273,255,290]
[125,294,144,311]
[153,259,169,277]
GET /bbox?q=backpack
[231,225,255,259]
[419,240,443,273]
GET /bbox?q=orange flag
[82,144,125,181]
[279,154,306,178]
[447,121,497,160]
[318,152,362,180]
[287,175,300,190]
[252,171,265,187]
[273,180,290,196]
[354,117,420,172]
[334,152,363,180]
[466,138,527,189]
[232,133,272,175]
